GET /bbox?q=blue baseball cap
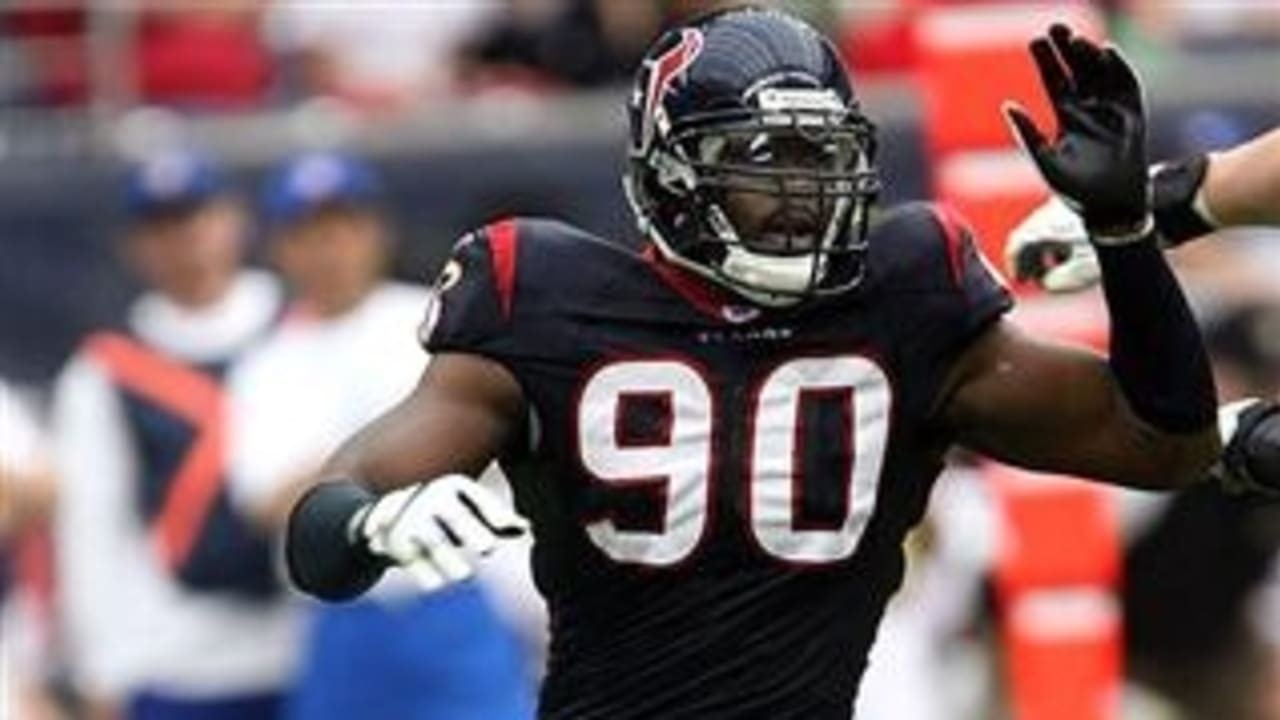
[262,151,381,226]
[125,151,228,218]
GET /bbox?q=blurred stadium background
[1,1,1279,719]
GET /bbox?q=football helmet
[624,7,880,305]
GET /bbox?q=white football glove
[355,474,530,592]
[1005,195,1101,293]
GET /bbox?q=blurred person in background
[228,151,537,720]
[459,0,662,91]
[1,379,61,720]
[263,2,501,112]
[51,151,294,720]
[0,0,88,107]
[1118,0,1280,52]
[131,0,272,110]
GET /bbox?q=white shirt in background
[227,282,428,517]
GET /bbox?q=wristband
[1153,154,1217,247]
[286,481,389,601]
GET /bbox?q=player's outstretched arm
[285,352,528,600]
[1007,125,1280,292]
[938,320,1218,490]
[940,24,1218,489]
[939,327,1280,497]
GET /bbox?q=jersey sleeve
[926,204,1014,345]
[878,203,1014,384]
[418,220,520,360]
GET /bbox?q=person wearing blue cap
[227,150,538,720]
[51,150,297,720]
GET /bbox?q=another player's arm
[1197,126,1280,230]
[1008,126,1280,290]
[285,351,527,600]
[938,321,1218,490]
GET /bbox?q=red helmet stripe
[641,29,704,153]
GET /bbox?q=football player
[286,10,1228,718]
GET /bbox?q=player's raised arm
[939,24,1218,490]
[285,351,528,600]
[1007,125,1280,292]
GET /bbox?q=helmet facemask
[627,87,881,307]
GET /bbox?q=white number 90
[577,355,890,566]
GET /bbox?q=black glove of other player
[1004,24,1152,243]
[1215,399,1280,500]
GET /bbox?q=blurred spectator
[228,151,537,720]
[51,151,295,720]
[264,2,501,112]
[1121,0,1280,51]
[460,0,662,91]
[1,0,88,106]
[132,0,273,110]
[1,379,61,720]
[1,383,54,538]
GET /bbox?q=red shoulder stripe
[486,218,519,320]
[930,203,968,288]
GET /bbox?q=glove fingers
[438,504,500,556]
[1065,35,1107,99]
[1102,46,1143,114]
[457,484,530,538]
[1003,102,1067,190]
[415,536,474,582]
[1029,36,1073,114]
[401,556,447,592]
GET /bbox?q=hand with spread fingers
[1004,23,1153,243]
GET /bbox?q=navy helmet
[624,7,880,305]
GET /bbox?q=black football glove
[1213,399,1280,500]
[1004,24,1153,243]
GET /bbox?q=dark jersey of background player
[285,8,1220,720]
[420,210,1008,716]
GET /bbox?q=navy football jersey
[421,204,1012,719]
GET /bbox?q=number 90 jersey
[421,205,1012,719]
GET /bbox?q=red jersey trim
[486,218,519,320]
[930,202,968,288]
[642,245,742,321]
